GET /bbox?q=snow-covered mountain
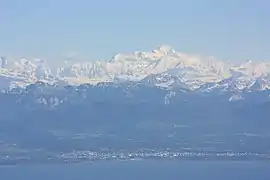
[1,45,270,92]
[1,47,270,162]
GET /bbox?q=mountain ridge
[0,47,270,161]
[1,45,270,92]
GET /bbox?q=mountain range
[1,45,270,93]
[0,45,270,163]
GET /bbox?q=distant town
[0,148,269,165]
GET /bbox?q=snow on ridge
[0,45,270,91]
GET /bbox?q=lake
[0,161,269,180]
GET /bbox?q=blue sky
[0,0,269,62]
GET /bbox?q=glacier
[1,45,270,92]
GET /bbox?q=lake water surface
[0,161,269,180]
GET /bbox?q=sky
[0,0,269,63]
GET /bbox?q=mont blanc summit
[0,45,270,92]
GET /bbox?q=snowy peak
[0,45,270,93]
[152,45,176,55]
[230,60,270,77]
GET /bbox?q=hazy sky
[0,0,269,62]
